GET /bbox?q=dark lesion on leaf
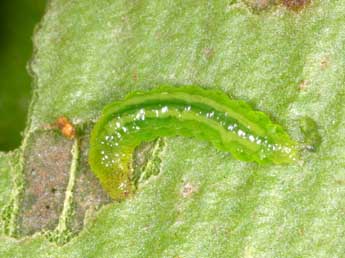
[245,0,311,12]
[282,0,311,11]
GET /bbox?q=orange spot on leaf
[56,116,76,139]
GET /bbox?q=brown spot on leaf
[181,182,197,198]
[203,48,214,59]
[282,0,310,11]
[132,69,138,81]
[320,56,330,70]
[298,80,308,91]
[299,226,305,236]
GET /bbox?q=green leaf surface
[1,0,345,257]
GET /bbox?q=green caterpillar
[89,86,298,200]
